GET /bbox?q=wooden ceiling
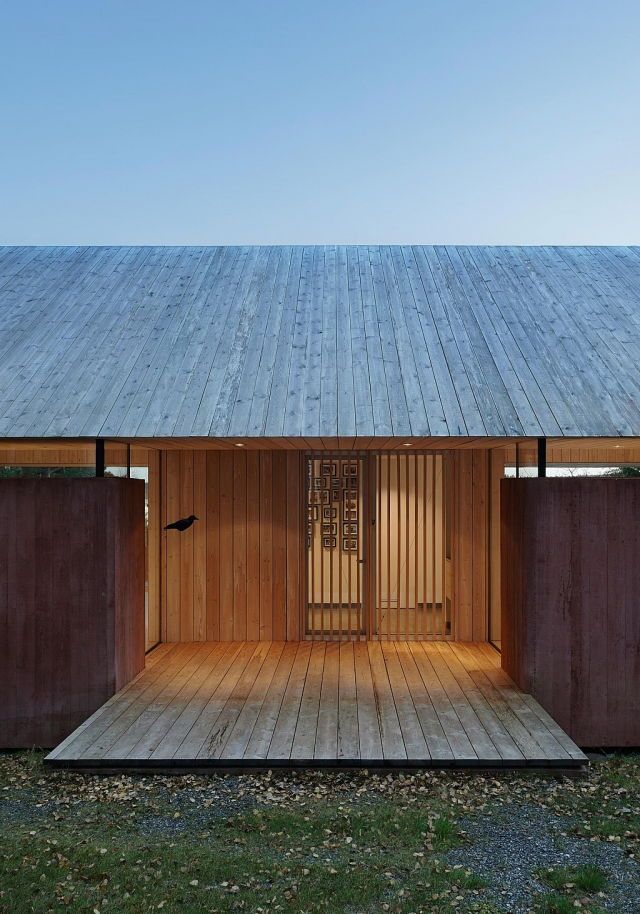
[2,436,640,456]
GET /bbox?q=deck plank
[314,642,340,759]
[127,642,227,759]
[45,641,586,768]
[174,643,260,758]
[267,642,313,759]
[202,642,272,758]
[337,642,360,760]
[291,643,326,759]
[394,642,452,760]
[476,649,584,761]
[367,642,406,760]
[220,642,286,759]
[70,643,198,760]
[451,643,551,761]
[243,642,299,759]
[381,642,429,759]
[437,643,524,763]
[151,642,245,759]
[353,642,384,759]
[102,643,218,760]
[423,644,502,762]
[407,642,477,761]
[46,643,179,762]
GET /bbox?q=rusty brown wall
[501,478,640,747]
[0,478,145,748]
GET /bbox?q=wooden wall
[161,450,304,642]
[0,478,145,748]
[488,449,508,644]
[501,478,640,746]
[160,448,492,643]
[0,445,150,467]
[504,443,640,467]
[452,450,490,641]
[146,450,162,649]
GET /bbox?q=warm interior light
[402,442,412,446]
[234,442,245,447]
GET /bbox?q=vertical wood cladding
[161,448,492,644]
[146,449,162,649]
[162,450,303,642]
[0,478,145,748]
[452,450,489,641]
[501,478,640,747]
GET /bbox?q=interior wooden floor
[46,641,587,769]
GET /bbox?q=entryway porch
[46,641,586,769]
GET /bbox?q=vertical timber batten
[452,449,490,641]
[161,449,304,641]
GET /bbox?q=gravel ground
[136,780,260,835]
[444,802,640,914]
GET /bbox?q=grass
[537,863,608,894]
[535,894,579,914]
[536,895,576,914]
[432,814,457,845]
[0,754,487,914]
[534,863,609,914]
[535,894,606,914]
[1,751,638,914]
[0,814,478,913]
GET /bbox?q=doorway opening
[304,452,451,640]
[374,453,450,639]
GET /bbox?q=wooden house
[1,245,639,768]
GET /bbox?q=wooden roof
[0,245,639,439]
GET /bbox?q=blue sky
[1,1,638,244]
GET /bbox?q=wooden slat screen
[374,453,450,640]
[305,454,367,640]
[304,451,450,641]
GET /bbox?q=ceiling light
[402,442,412,446]
[234,442,245,447]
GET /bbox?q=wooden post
[537,438,546,477]
[95,439,105,477]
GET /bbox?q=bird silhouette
[164,514,199,532]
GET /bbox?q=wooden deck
[46,642,587,769]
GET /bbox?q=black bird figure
[164,514,199,532]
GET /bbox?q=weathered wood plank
[268,641,313,759]
[46,641,586,768]
[337,642,360,760]
[244,641,299,759]
[353,642,384,760]
[2,244,640,438]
